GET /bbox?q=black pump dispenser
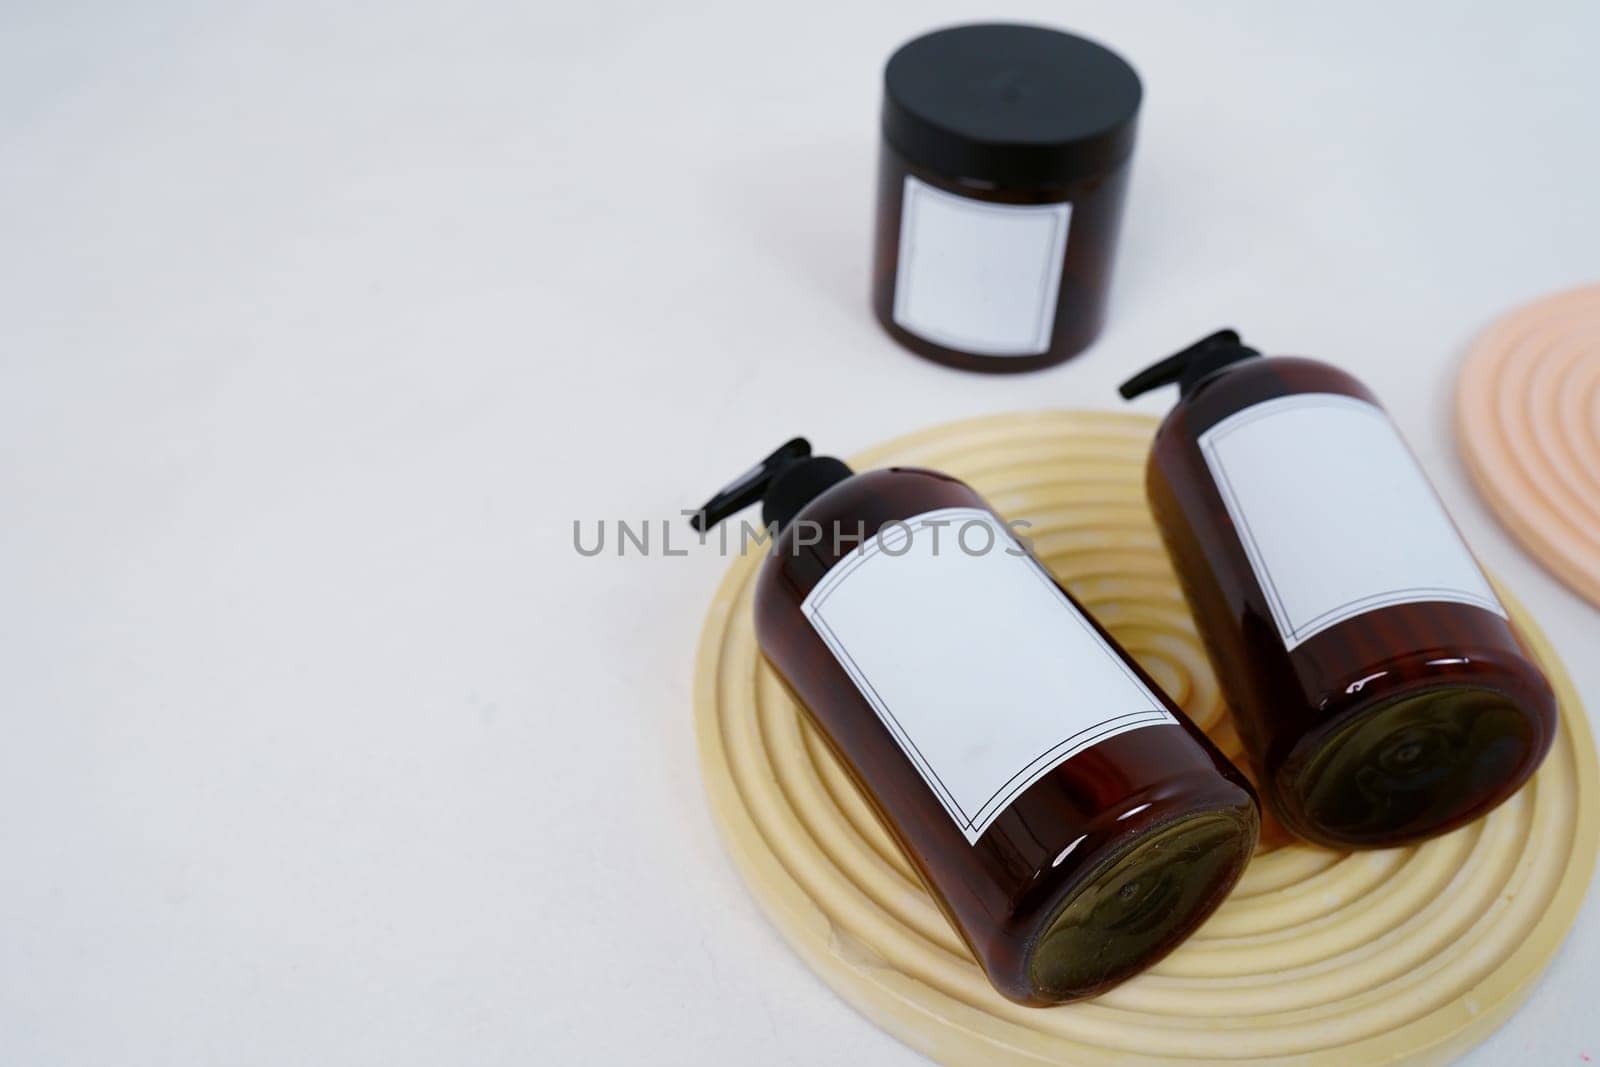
[1119,329,1262,400]
[690,438,854,533]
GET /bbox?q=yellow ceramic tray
[693,410,1598,1066]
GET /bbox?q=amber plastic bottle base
[872,310,1095,374]
[1022,807,1257,1003]
[1277,684,1545,850]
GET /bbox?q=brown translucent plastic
[870,143,1131,374]
[754,467,1258,1004]
[1144,357,1558,849]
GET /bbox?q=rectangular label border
[891,175,1072,358]
[1198,392,1506,650]
[801,507,1176,844]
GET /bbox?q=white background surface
[1,1,1596,1064]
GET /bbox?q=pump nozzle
[1118,329,1261,400]
[690,437,855,534]
[690,438,812,532]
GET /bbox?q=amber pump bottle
[690,439,1258,1005]
[1120,331,1557,850]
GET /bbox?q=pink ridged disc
[1458,286,1600,607]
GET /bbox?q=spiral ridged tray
[693,410,1598,1066]
[1458,285,1600,606]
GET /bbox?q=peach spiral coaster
[1458,285,1600,606]
[693,410,1598,1066]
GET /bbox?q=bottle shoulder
[754,467,989,617]
[794,466,976,524]
[1154,356,1380,446]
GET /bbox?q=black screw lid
[882,23,1142,188]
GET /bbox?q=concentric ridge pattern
[694,410,1597,1066]
[1459,285,1600,606]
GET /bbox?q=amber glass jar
[1122,332,1558,849]
[872,24,1141,373]
[691,439,1258,1004]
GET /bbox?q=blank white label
[801,508,1175,845]
[892,176,1071,357]
[1199,392,1506,650]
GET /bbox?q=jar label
[1198,392,1506,651]
[892,176,1071,357]
[801,507,1175,845]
